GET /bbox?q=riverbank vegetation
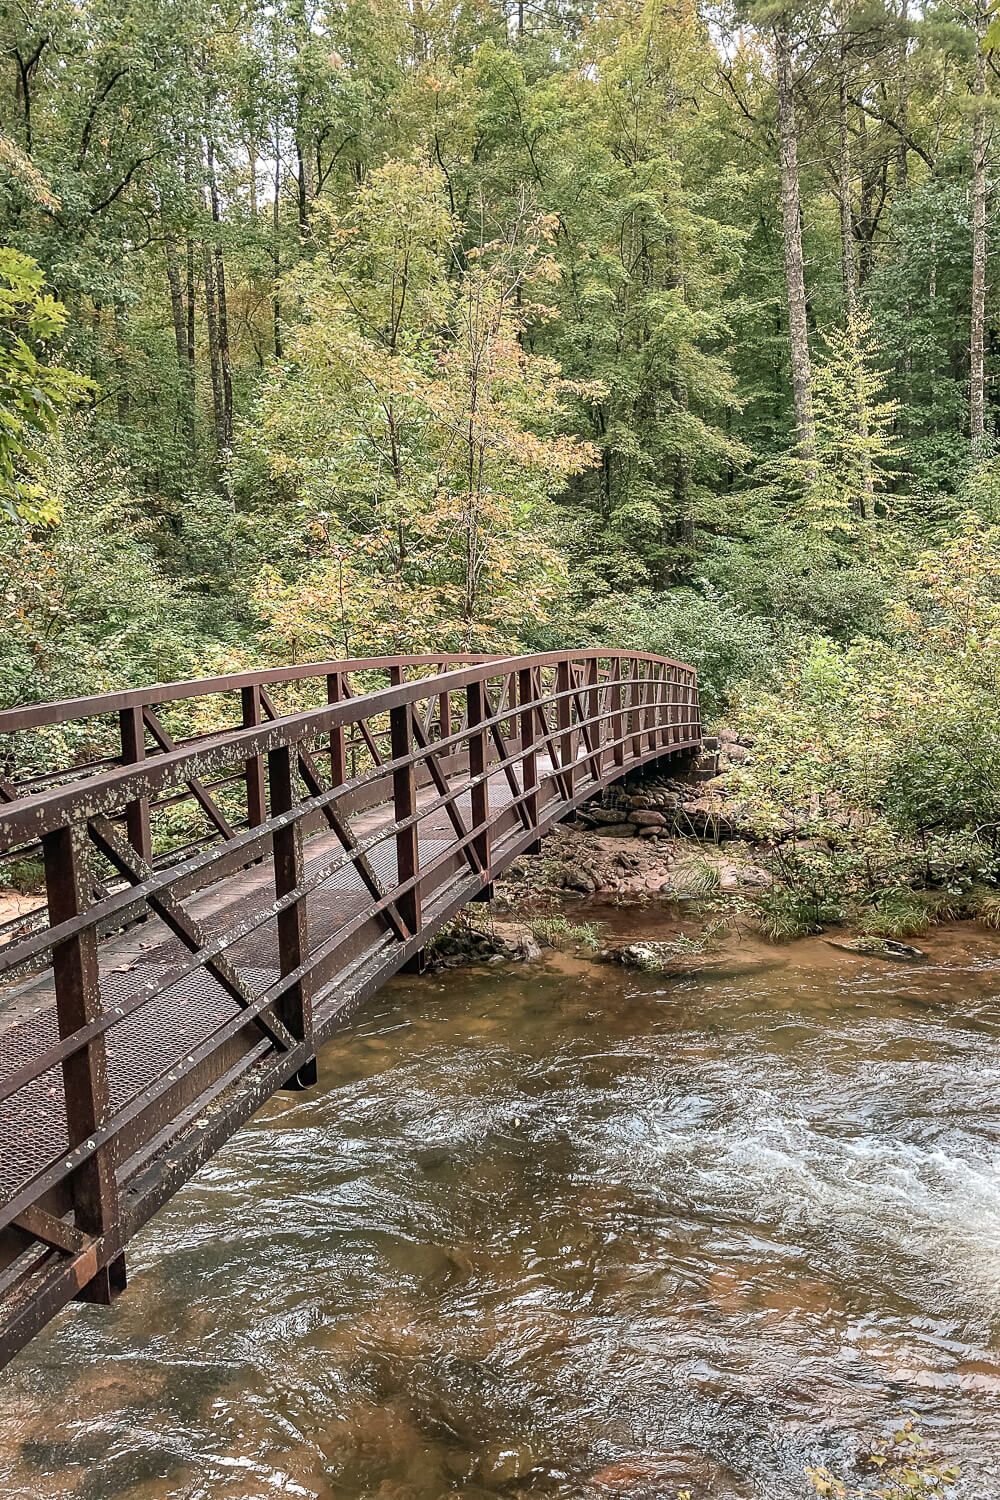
[3,0,1000,913]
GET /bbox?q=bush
[704,529,892,643]
[582,586,777,719]
[726,521,1000,911]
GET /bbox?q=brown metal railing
[0,655,512,898]
[0,649,699,1368]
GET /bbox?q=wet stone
[476,1442,539,1484]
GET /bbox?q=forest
[3,0,1000,930]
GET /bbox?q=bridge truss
[0,651,699,1367]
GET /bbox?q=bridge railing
[0,650,698,1360]
[0,654,513,898]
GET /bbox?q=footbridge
[0,650,700,1367]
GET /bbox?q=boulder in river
[602,942,683,974]
[826,936,927,962]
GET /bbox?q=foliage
[0,434,214,715]
[581,587,776,721]
[806,1417,960,1498]
[528,915,601,950]
[0,248,90,523]
[0,0,999,930]
[728,521,1000,916]
[237,167,592,653]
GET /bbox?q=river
[2,911,1000,1498]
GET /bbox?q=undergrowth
[528,915,601,951]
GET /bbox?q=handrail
[0,651,694,848]
[0,654,509,733]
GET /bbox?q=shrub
[727,521,1000,909]
[528,915,601,951]
[582,586,777,719]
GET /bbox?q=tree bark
[970,0,989,445]
[273,130,283,358]
[837,44,857,321]
[185,238,196,374]
[774,19,815,462]
[896,0,910,189]
[837,34,874,518]
[203,248,225,455]
[165,237,196,456]
[206,135,233,453]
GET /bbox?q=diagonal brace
[87,817,296,1052]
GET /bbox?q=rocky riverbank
[426,747,769,972]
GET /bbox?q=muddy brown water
[2,911,1000,1498]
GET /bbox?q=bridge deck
[0,764,527,1203]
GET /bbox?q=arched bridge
[0,651,700,1367]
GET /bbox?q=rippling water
[3,914,1000,1498]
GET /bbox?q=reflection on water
[3,915,1000,1498]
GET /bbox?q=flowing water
[3,911,1000,1499]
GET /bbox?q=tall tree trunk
[837,36,874,518]
[294,0,313,239]
[295,135,311,238]
[837,44,857,321]
[165,237,196,456]
[774,19,815,462]
[185,238,196,374]
[182,139,197,436]
[896,0,910,189]
[213,240,233,449]
[970,0,989,445]
[273,131,283,357]
[203,248,225,455]
[206,136,233,453]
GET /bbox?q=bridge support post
[241,685,267,828]
[662,665,677,753]
[268,747,317,1090]
[390,700,424,969]
[610,665,625,770]
[118,707,151,864]
[586,657,602,781]
[556,661,574,801]
[327,672,347,786]
[467,680,492,890]
[629,660,642,761]
[518,668,541,856]
[43,823,126,1304]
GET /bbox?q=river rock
[629,809,666,827]
[514,931,543,962]
[826,937,927,962]
[603,942,681,974]
[587,805,628,826]
[476,1443,538,1484]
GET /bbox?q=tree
[970,0,993,444]
[773,13,816,462]
[238,164,594,653]
[0,247,90,522]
